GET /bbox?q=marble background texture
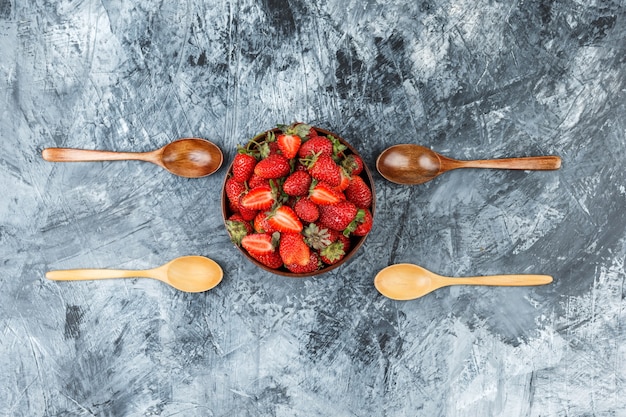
[1,0,625,415]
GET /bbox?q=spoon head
[376,144,441,185]
[374,263,440,300]
[165,256,223,292]
[161,138,224,178]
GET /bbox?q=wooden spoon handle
[444,274,553,287]
[46,269,152,281]
[42,148,153,162]
[456,156,561,170]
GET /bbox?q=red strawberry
[249,250,284,269]
[294,197,319,223]
[279,232,311,266]
[225,178,246,211]
[232,152,257,182]
[307,153,342,186]
[303,223,332,250]
[253,211,277,233]
[334,168,351,192]
[285,251,321,273]
[318,201,358,231]
[248,173,270,189]
[320,240,347,265]
[240,186,275,210]
[268,205,303,233]
[254,154,290,179]
[283,170,312,196]
[241,233,276,256]
[237,194,258,221]
[309,182,345,205]
[225,213,253,245]
[345,176,372,208]
[353,208,373,236]
[277,133,301,159]
[298,136,333,158]
[341,154,364,176]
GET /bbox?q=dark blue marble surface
[1,0,625,415]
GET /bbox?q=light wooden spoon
[46,256,223,293]
[42,138,223,178]
[374,263,552,300]
[376,144,561,185]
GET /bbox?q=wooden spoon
[374,263,552,300]
[376,144,561,185]
[46,256,223,293]
[42,138,223,178]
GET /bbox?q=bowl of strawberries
[222,122,375,277]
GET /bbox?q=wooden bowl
[221,125,376,277]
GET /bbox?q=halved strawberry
[309,182,345,205]
[277,133,301,159]
[267,205,303,233]
[240,186,274,210]
[279,232,311,266]
[334,168,351,192]
[241,233,276,256]
[237,194,258,221]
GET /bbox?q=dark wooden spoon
[376,144,561,185]
[42,138,223,178]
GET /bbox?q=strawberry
[306,153,342,186]
[253,211,277,233]
[303,223,332,250]
[285,251,321,273]
[345,176,372,208]
[267,205,303,233]
[250,250,284,269]
[225,178,246,211]
[241,233,276,256]
[240,186,275,210]
[318,201,358,231]
[279,232,311,266]
[283,170,312,196]
[298,136,333,158]
[254,154,291,179]
[277,133,301,159]
[232,152,257,182]
[327,134,347,158]
[225,213,253,245]
[352,208,373,236]
[341,154,363,176]
[309,182,345,205]
[320,240,347,265]
[294,197,319,223]
[334,168,351,192]
[248,173,270,189]
[237,194,258,221]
